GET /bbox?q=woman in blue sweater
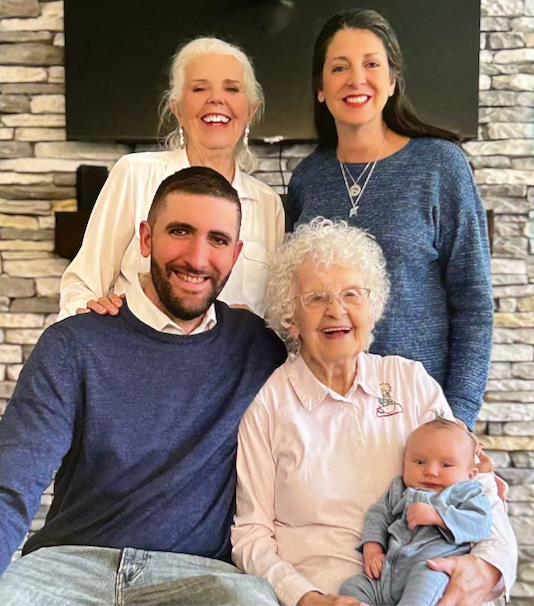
[286,8,492,430]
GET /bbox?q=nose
[184,237,210,270]
[206,86,224,105]
[325,294,346,319]
[347,65,366,87]
[423,464,439,477]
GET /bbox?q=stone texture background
[0,0,533,602]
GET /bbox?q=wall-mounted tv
[64,0,480,143]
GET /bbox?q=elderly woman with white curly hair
[231,219,516,606]
[59,37,283,320]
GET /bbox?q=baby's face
[403,425,477,492]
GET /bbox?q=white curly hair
[159,37,264,173]
[265,218,390,354]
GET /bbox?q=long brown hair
[312,9,461,148]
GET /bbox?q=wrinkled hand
[476,444,509,505]
[363,542,385,579]
[427,554,501,606]
[76,294,125,316]
[475,443,494,474]
[297,591,366,606]
[407,502,443,530]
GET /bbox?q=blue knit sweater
[0,300,286,576]
[287,138,493,429]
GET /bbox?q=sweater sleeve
[0,325,80,577]
[232,400,320,606]
[432,480,492,544]
[58,155,137,319]
[361,477,404,549]
[436,147,493,429]
[285,164,305,232]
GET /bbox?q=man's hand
[427,554,502,606]
[363,542,385,579]
[297,591,366,606]
[77,294,125,316]
[407,502,444,530]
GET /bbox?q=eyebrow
[329,52,383,62]
[189,79,243,87]
[165,221,234,243]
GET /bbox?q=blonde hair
[159,37,264,173]
[265,218,390,354]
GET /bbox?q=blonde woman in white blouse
[58,37,284,320]
[232,219,516,606]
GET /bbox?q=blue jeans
[0,546,279,605]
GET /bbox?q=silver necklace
[339,129,387,218]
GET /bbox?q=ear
[232,240,244,267]
[139,220,152,259]
[170,98,181,120]
[469,467,479,480]
[288,323,300,340]
[247,102,259,124]
[388,77,396,98]
[317,90,325,103]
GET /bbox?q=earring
[178,125,185,149]
[243,125,250,147]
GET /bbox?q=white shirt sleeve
[471,473,517,599]
[58,155,137,319]
[232,399,321,606]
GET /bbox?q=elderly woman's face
[174,53,253,155]
[291,261,372,365]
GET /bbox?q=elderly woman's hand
[298,591,366,606]
[76,294,125,316]
[427,554,502,606]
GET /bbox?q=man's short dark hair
[147,166,242,231]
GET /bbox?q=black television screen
[64,0,480,143]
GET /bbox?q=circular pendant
[349,183,361,197]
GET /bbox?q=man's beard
[150,258,229,321]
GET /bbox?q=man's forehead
[158,192,239,226]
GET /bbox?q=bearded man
[0,167,286,606]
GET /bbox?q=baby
[340,418,492,606]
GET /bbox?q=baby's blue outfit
[340,476,492,606]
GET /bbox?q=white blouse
[58,149,285,319]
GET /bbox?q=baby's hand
[363,542,385,579]
[406,502,444,530]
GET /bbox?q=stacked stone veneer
[0,0,533,601]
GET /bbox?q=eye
[192,86,206,92]
[366,61,380,68]
[225,85,241,93]
[342,288,369,306]
[302,292,328,307]
[210,235,230,247]
[332,64,346,73]
[415,459,425,465]
[442,462,453,468]
[169,228,187,236]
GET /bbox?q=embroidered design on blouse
[377,382,404,417]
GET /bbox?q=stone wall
[0,0,533,602]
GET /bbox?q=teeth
[202,114,230,124]
[176,272,206,284]
[346,95,368,104]
[322,327,349,333]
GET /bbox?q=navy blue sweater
[287,138,493,429]
[0,301,286,576]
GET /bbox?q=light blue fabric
[286,138,493,430]
[340,476,492,606]
[0,546,279,606]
